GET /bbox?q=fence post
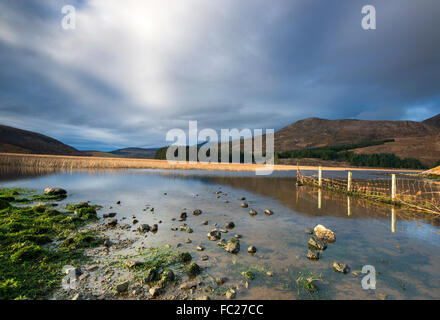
[347,171,352,192]
[391,174,396,201]
[318,189,322,209]
[318,166,322,187]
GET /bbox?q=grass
[0,188,102,300]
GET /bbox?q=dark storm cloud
[0,0,439,150]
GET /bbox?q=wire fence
[299,167,440,215]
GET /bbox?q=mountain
[422,114,440,129]
[109,147,159,159]
[274,117,439,151]
[0,124,81,156]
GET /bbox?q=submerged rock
[307,250,320,260]
[193,209,202,216]
[138,224,151,233]
[207,230,221,241]
[225,238,240,254]
[308,236,327,250]
[314,224,336,242]
[247,246,257,254]
[333,262,349,274]
[186,263,201,276]
[225,221,235,229]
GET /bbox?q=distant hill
[423,114,440,129]
[0,124,81,156]
[109,147,159,159]
[274,117,439,151]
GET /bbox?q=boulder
[44,188,67,196]
[314,224,336,242]
[308,236,327,250]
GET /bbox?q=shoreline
[0,152,423,173]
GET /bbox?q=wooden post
[318,189,322,209]
[391,174,396,201]
[318,166,322,187]
[347,196,351,216]
[347,171,352,192]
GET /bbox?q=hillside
[274,117,439,151]
[0,124,81,156]
[423,114,440,129]
[110,147,159,159]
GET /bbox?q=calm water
[1,168,439,300]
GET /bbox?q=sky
[0,0,439,151]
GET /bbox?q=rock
[71,293,82,300]
[224,200,229,203]
[144,268,157,282]
[308,236,327,250]
[201,255,209,261]
[307,250,320,260]
[185,238,192,244]
[197,296,210,300]
[106,219,118,227]
[115,281,130,293]
[220,229,228,233]
[225,288,236,299]
[161,269,175,282]
[125,259,143,268]
[216,277,227,285]
[266,271,273,277]
[116,201,121,205]
[207,230,221,241]
[180,281,197,290]
[314,224,336,242]
[44,188,67,196]
[240,203,248,208]
[234,234,242,239]
[149,286,162,298]
[333,262,349,274]
[197,245,205,251]
[238,197,246,201]
[138,224,151,233]
[150,224,158,232]
[171,227,178,231]
[186,263,201,276]
[186,227,193,234]
[378,293,387,300]
[249,209,257,216]
[193,209,202,216]
[132,219,139,224]
[264,209,273,216]
[225,238,240,254]
[225,221,235,229]
[178,252,192,263]
[103,239,112,247]
[103,212,117,218]
[78,273,89,281]
[180,212,187,219]
[305,228,313,234]
[86,265,99,272]
[201,220,208,225]
[217,239,226,247]
[241,271,255,280]
[247,246,257,254]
